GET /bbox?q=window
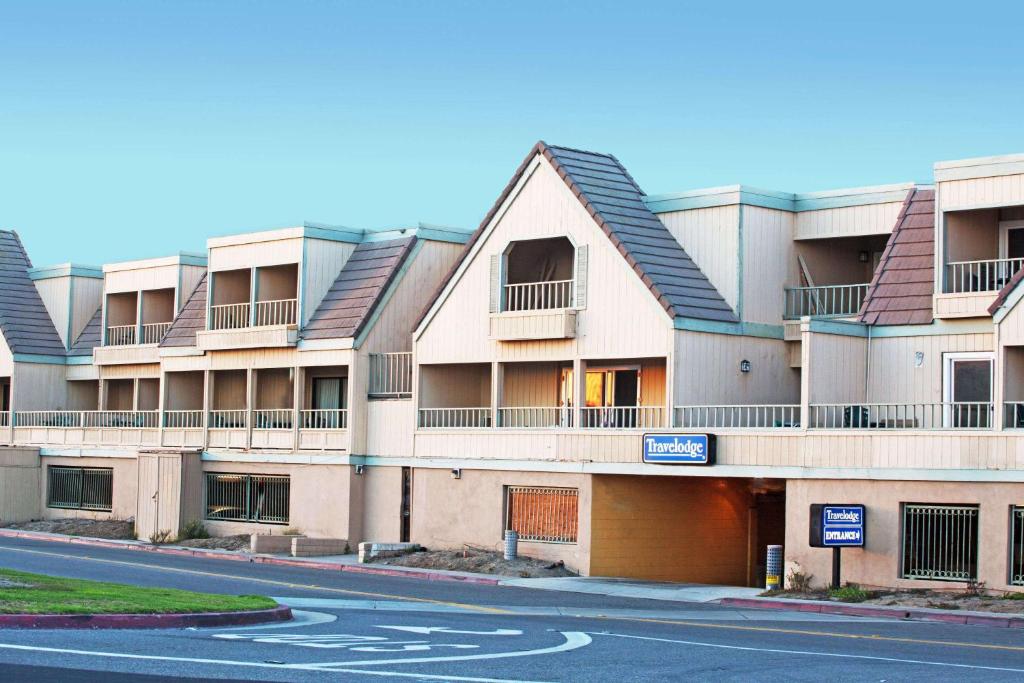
[901,503,979,581]
[942,353,993,428]
[1011,507,1024,586]
[205,473,290,524]
[505,486,578,544]
[47,466,113,511]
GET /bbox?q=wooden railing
[504,280,573,312]
[580,406,665,429]
[208,409,247,429]
[105,325,136,346]
[253,409,294,429]
[253,298,297,327]
[675,405,800,429]
[300,409,348,429]
[209,303,251,330]
[163,410,204,428]
[418,408,492,428]
[369,352,413,397]
[498,407,571,428]
[946,258,1024,294]
[783,284,869,320]
[810,403,993,430]
[14,411,158,428]
[141,321,173,344]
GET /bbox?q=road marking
[215,633,480,651]
[0,543,508,615]
[0,642,544,682]
[378,626,523,636]
[588,631,1024,674]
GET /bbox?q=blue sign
[642,433,715,465]
[822,505,865,547]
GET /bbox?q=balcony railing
[0,411,9,427]
[498,406,572,428]
[809,403,993,430]
[675,405,800,429]
[253,298,297,327]
[253,409,294,430]
[1005,402,1024,429]
[946,258,1024,294]
[105,325,136,346]
[580,406,666,429]
[300,409,348,429]
[783,284,869,320]
[141,321,173,344]
[369,352,413,398]
[163,410,204,428]
[209,303,251,330]
[14,411,158,428]
[418,408,492,428]
[208,409,247,429]
[504,280,573,312]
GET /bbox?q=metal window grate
[47,466,113,511]
[505,486,578,544]
[901,503,979,581]
[1011,507,1024,586]
[204,473,290,524]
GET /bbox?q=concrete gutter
[0,605,292,630]
[720,597,1024,628]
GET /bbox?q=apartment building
[2,143,1024,593]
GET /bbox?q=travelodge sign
[642,433,716,465]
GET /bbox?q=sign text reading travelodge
[809,504,866,548]
[642,434,716,465]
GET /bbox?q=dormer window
[490,237,587,313]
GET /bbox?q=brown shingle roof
[159,274,206,348]
[414,141,737,331]
[859,188,935,326]
[988,267,1024,316]
[301,237,416,341]
[0,231,68,356]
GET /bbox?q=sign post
[809,504,865,589]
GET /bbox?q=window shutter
[489,254,500,313]
[574,245,588,308]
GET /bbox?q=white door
[943,353,993,428]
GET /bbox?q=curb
[720,597,1024,628]
[0,604,293,630]
[0,529,502,586]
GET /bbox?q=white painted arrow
[376,626,523,636]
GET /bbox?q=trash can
[765,544,783,591]
[504,530,518,560]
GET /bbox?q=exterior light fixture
[354,465,365,475]
[451,468,462,479]
[740,359,752,373]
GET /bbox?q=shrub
[786,569,814,593]
[829,584,871,603]
[179,520,209,540]
[149,529,173,544]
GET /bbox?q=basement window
[205,473,290,524]
[504,486,578,544]
[47,466,113,511]
[900,503,979,581]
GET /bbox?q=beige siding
[419,364,490,408]
[178,265,207,311]
[999,298,1024,345]
[657,205,740,311]
[804,330,866,404]
[366,400,415,456]
[106,264,180,293]
[675,331,799,405]
[866,332,993,403]
[934,293,996,319]
[161,347,354,372]
[100,363,161,379]
[71,275,103,342]
[209,237,303,272]
[33,276,71,348]
[0,336,13,377]
[301,238,357,326]
[0,448,41,522]
[793,201,904,240]
[742,206,796,325]
[12,363,68,410]
[945,209,998,264]
[940,174,1024,211]
[502,362,560,406]
[416,155,673,364]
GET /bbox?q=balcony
[12,410,159,447]
[809,403,993,430]
[937,208,1024,317]
[199,264,299,350]
[368,352,413,399]
[504,280,574,312]
[209,299,297,330]
[490,237,579,341]
[945,258,1023,294]
[103,289,175,346]
[783,284,869,320]
[676,405,800,429]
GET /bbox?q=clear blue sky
[2,1,1022,266]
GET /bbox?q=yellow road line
[0,544,510,615]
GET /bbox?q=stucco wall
[0,447,41,523]
[39,455,138,522]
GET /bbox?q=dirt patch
[2,519,136,540]
[173,535,250,551]
[768,588,1024,614]
[373,548,576,578]
[0,578,33,589]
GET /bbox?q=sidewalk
[499,576,762,603]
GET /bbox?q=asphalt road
[1,537,1023,681]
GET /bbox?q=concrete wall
[0,448,41,523]
[40,455,138,522]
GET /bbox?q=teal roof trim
[673,317,784,339]
[28,263,103,280]
[644,183,914,214]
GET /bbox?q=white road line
[0,642,550,683]
[589,631,1024,674]
[206,609,337,630]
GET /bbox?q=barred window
[47,466,113,511]
[205,473,290,524]
[901,503,979,581]
[505,486,578,544]
[1011,507,1024,586]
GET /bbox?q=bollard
[765,544,783,591]
[504,530,518,560]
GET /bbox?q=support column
[98,379,108,412]
[132,378,140,411]
[994,333,1005,431]
[157,372,166,446]
[249,268,259,327]
[573,358,586,429]
[490,361,503,427]
[246,368,255,449]
[293,365,302,451]
[664,352,675,428]
[799,320,811,430]
[202,370,211,448]
[136,290,144,346]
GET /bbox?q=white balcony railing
[208,409,247,429]
[504,280,573,312]
[675,405,800,429]
[253,409,294,430]
[209,303,251,331]
[163,410,204,429]
[946,258,1024,294]
[1005,402,1024,429]
[0,411,9,427]
[580,406,665,429]
[105,325,136,346]
[253,298,297,327]
[810,403,993,430]
[783,284,869,320]
[418,408,492,428]
[369,352,413,397]
[141,322,173,344]
[300,409,348,429]
[14,411,158,428]
[498,406,572,428]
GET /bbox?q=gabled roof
[415,141,737,330]
[159,274,207,348]
[858,188,935,326]
[68,307,102,356]
[0,230,68,356]
[989,268,1024,317]
[302,237,416,341]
